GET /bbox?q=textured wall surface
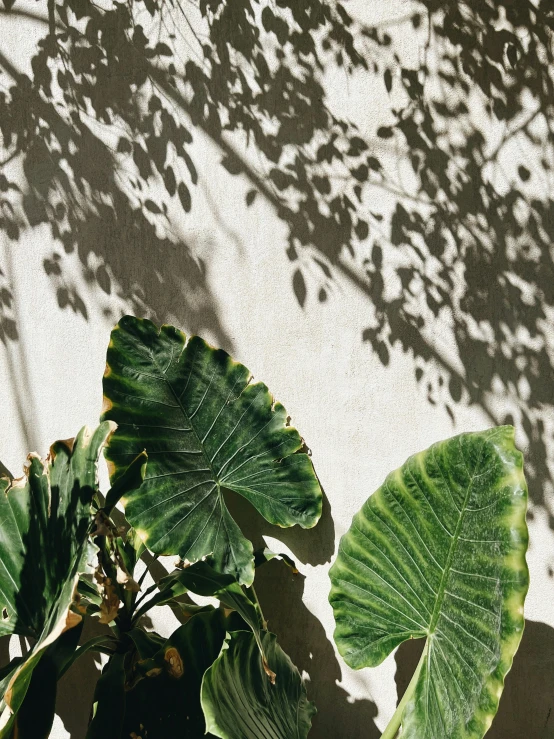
[1,0,554,736]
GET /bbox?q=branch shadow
[0,0,552,527]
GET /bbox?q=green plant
[0,315,321,738]
[0,315,530,739]
[330,426,529,738]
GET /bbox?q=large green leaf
[329,427,529,739]
[0,422,115,736]
[101,315,322,585]
[201,631,316,739]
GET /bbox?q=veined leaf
[329,427,529,739]
[0,422,115,736]
[201,630,316,739]
[101,315,322,585]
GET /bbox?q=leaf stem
[132,580,159,613]
[381,640,428,739]
[249,584,266,629]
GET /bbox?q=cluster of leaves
[0,315,322,737]
[0,316,531,738]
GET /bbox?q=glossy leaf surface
[329,427,528,739]
[202,631,316,739]
[0,423,114,735]
[102,315,322,584]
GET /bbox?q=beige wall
[1,1,554,736]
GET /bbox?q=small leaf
[269,168,293,191]
[221,156,243,175]
[163,165,177,197]
[313,175,331,195]
[377,126,394,139]
[518,165,531,182]
[355,219,369,240]
[351,164,368,182]
[155,42,172,57]
[183,150,198,185]
[384,68,393,93]
[144,199,162,214]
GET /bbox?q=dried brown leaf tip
[92,510,113,538]
[116,565,141,593]
[164,647,184,679]
[94,568,120,625]
[263,657,276,685]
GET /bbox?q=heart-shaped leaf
[201,631,316,739]
[101,316,322,585]
[0,422,115,736]
[329,427,528,739]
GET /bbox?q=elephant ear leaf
[0,422,115,736]
[101,315,322,585]
[329,426,529,739]
[201,631,316,739]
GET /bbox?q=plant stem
[381,640,428,739]
[249,584,267,629]
[132,580,159,611]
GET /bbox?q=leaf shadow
[254,560,380,739]
[224,484,335,568]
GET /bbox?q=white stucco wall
[1,1,554,737]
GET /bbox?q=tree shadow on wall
[1,3,554,734]
[1,0,554,526]
[0,0,371,346]
[395,619,554,738]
